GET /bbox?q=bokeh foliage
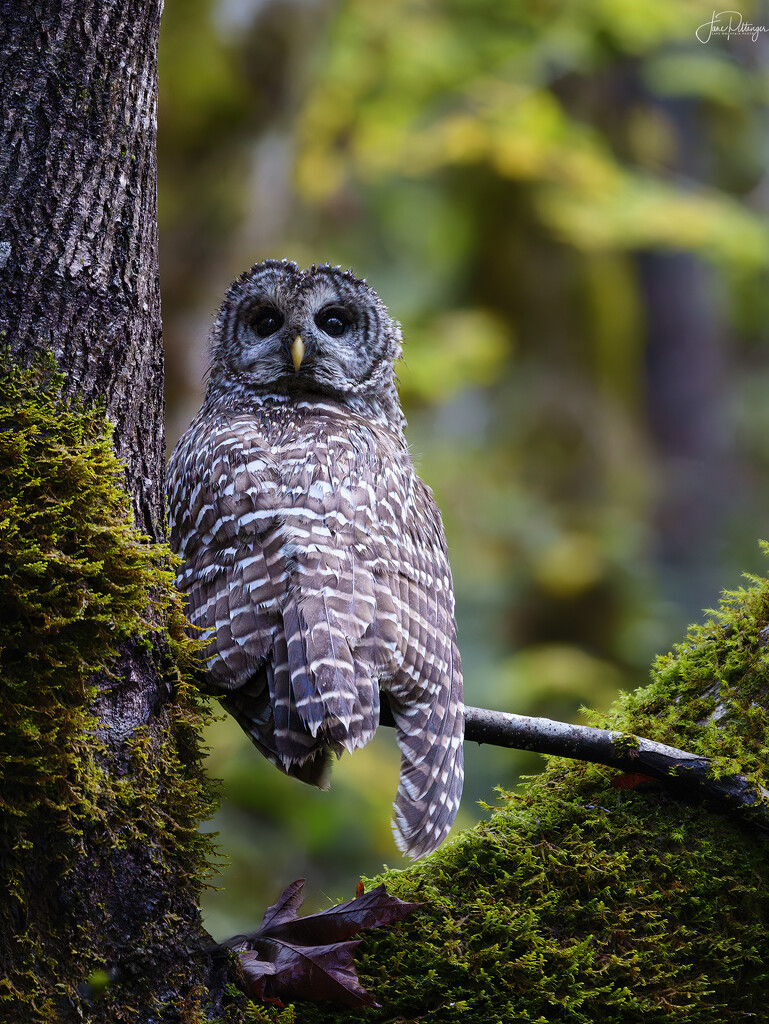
[159,0,769,935]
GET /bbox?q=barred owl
[167,260,463,858]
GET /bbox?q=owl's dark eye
[315,307,350,338]
[253,307,284,338]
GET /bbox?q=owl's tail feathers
[388,685,465,860]
[284,747,334,788]
[220,674,335,790]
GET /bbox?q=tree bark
[0,0,164,538]
[0,4,228,1021]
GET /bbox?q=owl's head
[207,260,404,426]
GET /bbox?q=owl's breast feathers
[167,396,463,857]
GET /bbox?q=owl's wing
[167,415,392,782]
[372,462,465,860]
[168,417,329,781]
[168,418,281,685]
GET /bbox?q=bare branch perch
[380,701,769,834]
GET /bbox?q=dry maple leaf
[224,879,424,1009]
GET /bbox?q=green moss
[0,353,219,1021]
[212,988,298,1024]
[298,568,769,1022]
[609,732,641,756]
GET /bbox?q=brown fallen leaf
[225,879,425,1009]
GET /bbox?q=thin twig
[380,701,769,834]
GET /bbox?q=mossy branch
[317,569,769,1021]
[380,700,769,833]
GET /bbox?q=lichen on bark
[0,353,221,1022]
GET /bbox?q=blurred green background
[158,0,769,937]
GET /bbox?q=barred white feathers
[167,261,463,858]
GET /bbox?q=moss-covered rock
[298,568,769,1022]
[0,354,219,1022]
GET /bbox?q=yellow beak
[290,335,305,372]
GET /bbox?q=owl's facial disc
[237,296,369,395]
[211,261,403,421]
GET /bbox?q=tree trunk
[0,0,164,538]
[0,3,231,1020]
